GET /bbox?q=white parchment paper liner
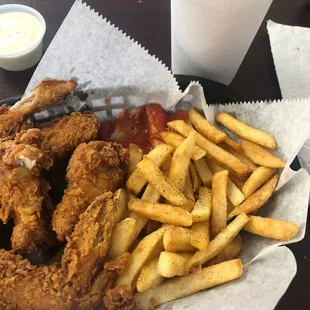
[25,1,310,309]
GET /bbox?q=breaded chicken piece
[40,112,100,160]
[52,141,129,241]
[0,193,118,310]
[0,78,77,139]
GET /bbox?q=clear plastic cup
[0,4,46,71]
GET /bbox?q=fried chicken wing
[0,192,118,310]
[0,78,77,139]
[40,112,100,160]
[52,141,129,241]
[0,135,53,252]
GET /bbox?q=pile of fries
[109,108,299,309]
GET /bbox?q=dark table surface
[0,0,310,309]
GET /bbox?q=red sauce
[98,103,189,153]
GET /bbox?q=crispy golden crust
[40,112,100,160]
[52,141,129,241]
[104,285,136,310]
[0,79,77,139]
[0,193,117,310]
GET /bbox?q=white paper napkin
[171,0,273,85]
[267,20,310,173]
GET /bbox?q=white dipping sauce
[0,12,42,54]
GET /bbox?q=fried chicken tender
[0,193,118,310]
[52,141,129,241]
[0,78,77,139]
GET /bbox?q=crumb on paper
[137,0,143,4]
[296,47,300,51]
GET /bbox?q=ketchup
[98,103,189,153]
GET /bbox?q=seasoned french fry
[240,140,285,168]
[137,157,187,205]
[211,170,229,238]
[206,235,242,266]
[169,132,196,191]
[163,226,196,252]
[193,158,213,187]
[189,108,226,143]
[136,257,164,293]
[189,161,201,192]
[135,259,243,310]
[126,144,174,194]
[206,158,245,206]
[243,216,298,241]
[187,213,249,270]
[114,188,129,224]
[228,174,278,219]
[128,144,143,176]
[129,199,193,227]
[161,131,206,161]
[107,218,136,260]
[184,172,195,202]
[242,166,276,198]
[130,212,148,242]
[116,226,166,287]
[216,112,276,149]
[220,143,258,173]
[160,153,172,176]
[167,120,249,176]
[191,187,212,222]
[158,252,192,278]
[230,174,245,191]
[223,136,242,152]
[141,184,161,204]
[191,221,210,251]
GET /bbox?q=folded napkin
[267,20,310,173]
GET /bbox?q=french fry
[228,174,278,219]
[211,170,229,238]
[206,235,242,266]
[158,252,192,278]
[189,108,226,143]
[220,143,258,173]
[189,161,201,192]
[163,226,196,252]
[161,131,206,161]
[135,259,243,310]
[193,158,213,187]
[169,132,196,191]
[167,120,249,176]
[136,257,164,292]
[160,153,172,176]
[240,140,285,168]
[230,174,245,191]
[187,213,249,270]
[243,216,298,241]
[184,172,195,202]
[207,159,245,207]
[137,157,187,205]
[191,187,212,222]
[141,184,161,203]
[114,188,129,224]
[216,112,276,149]
[129,199,193,227]
[130,212,148,242]
[242,166,276,198]
[116,226,166,287]
[107,218,136,260]
[126,144,174,194]
[223,136,242,152]
[128,144,143,176]
[191,221,210,251]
